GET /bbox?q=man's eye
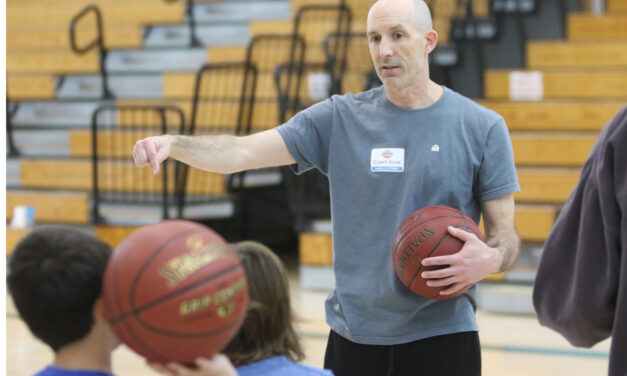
[370,36,381,42]
[394,33,403,39]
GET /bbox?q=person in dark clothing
[533,106,627,376]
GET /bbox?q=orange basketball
[393,206,483,300]
[102,220,248,363]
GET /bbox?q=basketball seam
[406,231,452,290]
[393,214,466,254]
[109,263,242,325]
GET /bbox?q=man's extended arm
[132,129,296,174]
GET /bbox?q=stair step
[6,159,20,188]
[57,74,163,99]
[11,101,108,128]
[512,132,598,167]
[7,2,184,28]
[106,48,207,73]
[608,0,627,13]
[7,25,142,50]
[6,225,140,256]
[477,283,535,315]
[527,41,627,69]
[516,167,580,204]
[7,49,100,74]
[7,75,56,100]
[10,129,71,156]
[193,1,291,23]
[478,100,624,131]
[568,14,627,40]
[143,24,250,48]
[485,69,627,100]
[7,190,90,224]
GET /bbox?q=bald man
[132,0,520,374]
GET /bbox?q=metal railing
[164,0,201,46]
[91,105,185,224]
[69,4,113,98]
[294,4,352,97]
[6,97,20,157]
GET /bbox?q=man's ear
[424,29,438,54]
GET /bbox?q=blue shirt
[236,356,333,376]
[277,86,520,345]
[34,366,113,376]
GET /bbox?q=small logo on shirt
[431,144,440,152]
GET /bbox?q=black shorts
[323,330,481,376]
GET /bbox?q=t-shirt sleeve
[475,118,520,201]
[276,99,335,175]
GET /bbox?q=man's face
[367,0,428,89]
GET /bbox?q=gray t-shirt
[277,85,520,345]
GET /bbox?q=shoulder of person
[289,362,334,375]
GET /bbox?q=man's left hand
[420,226,502,296]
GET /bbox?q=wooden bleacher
[485,70,627,99]
[6,2,183,27]
[7,76,56,100]
[16,158,225,195]
[7,190,90,224]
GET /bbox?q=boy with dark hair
[8,226,117,376]
[8,226,237,376]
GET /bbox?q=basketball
[102,220,248,363]
[393,205,483,300]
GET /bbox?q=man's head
[367,0,437,89]
[7,226,113,352]
[222,241,304,366]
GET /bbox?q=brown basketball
[102,220,248,363]
[392,205,483,300]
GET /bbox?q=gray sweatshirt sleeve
[533,106,627,376]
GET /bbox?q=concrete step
[6,158,20,188]
[193,1,291,23]
[106,48,207,73]
[10,101,109,128]
[10,129,72,156]
[143,24,250,48]
[56,74,163,99]
[477,283,535,315]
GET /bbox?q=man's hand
[147,354,237,376]
[420,226,502,296]
[132,135,173,174]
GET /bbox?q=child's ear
[92,296,106,320]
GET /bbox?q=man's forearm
[169,134,243,174]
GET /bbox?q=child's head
[8,226,113,351]
[223,241,304,366]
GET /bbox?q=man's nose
[379,36,394,58]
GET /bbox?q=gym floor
[6,258,611,376]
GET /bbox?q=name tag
[371,148,405,172]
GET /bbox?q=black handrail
[293,4,352,96]
[6,97,20,157]
[69,4,113,98]
[164,0,201,47]
[91,105,185,224]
